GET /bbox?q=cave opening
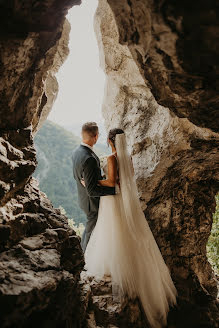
[0,0,218,326]
[33,0,109,234]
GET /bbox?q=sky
[48,0,105,127]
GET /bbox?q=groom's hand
[83,157,115,197]
[80,179,86,187]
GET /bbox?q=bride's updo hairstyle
[108,128,124,147]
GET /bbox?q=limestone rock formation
[80,271,149,328]
[0,177,84,327]
[106,0,219,133]
[0,0,218,327]
[95,0,219,326]
[0,0,74,134]
[0,1,85,327]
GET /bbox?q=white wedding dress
[85,134,177,328]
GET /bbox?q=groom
[72,122,115,252]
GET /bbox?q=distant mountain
[33,120,108,224]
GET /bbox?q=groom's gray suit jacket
[72,144,115,251]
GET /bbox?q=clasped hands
[80,178,86,187]
[80,178,120,188]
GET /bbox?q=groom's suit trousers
[81,211,98,252]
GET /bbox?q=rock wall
[0,0,218,327]
[0,178,84,327]
[0,1,85,327]
[105,0,219,133]
[95,0,219,326]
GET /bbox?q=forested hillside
[33,120,107,224]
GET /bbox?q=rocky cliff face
[95,0,219,326]
[0,0,218,327]
[0,1,85,327]
[0,177,84,327]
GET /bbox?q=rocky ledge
[0,177,84,328]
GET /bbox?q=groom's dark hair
[82,122,99,137]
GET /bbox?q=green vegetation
[59,206,85,237]
[33,120,107,225]
[207,193,219,274]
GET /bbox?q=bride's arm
[98,155,117,187]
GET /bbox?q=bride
[84,128,177,328]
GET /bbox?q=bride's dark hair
[108,128,124,147]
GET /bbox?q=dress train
[85,193,177,328]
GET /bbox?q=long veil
[114,133,177,327]
[115,133,150,241]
